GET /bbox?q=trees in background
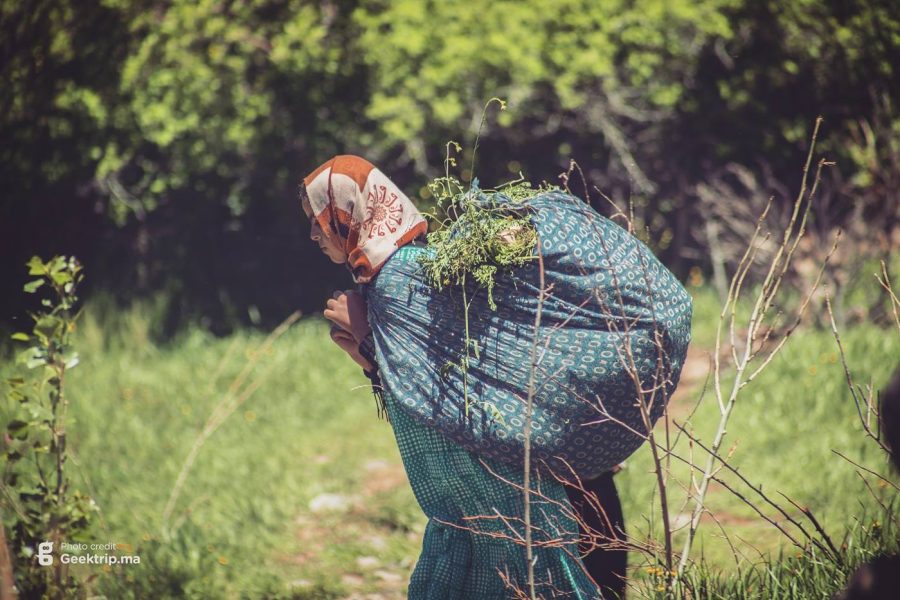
[1,0,896,333]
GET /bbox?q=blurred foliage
[353,0,737,176]
[2,256,98,598]
[0,0,896,334]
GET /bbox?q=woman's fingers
[324,306,351,330]
[342,291,372,341]
[329,326,373,371]
[330,328,355,350]
[330,327,353,343]
[330,328,359,357]
[327,313,374,371]
[324,289,370,341]
[324,291,354,331]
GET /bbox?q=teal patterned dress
[380,378,601,599]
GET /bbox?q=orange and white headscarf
[301,155,428,283]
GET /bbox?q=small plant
[1,256,98,598]
[419,175,546,311]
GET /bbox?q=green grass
[1,288,898,598]
[4,307,423,598]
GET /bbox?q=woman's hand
[323,289,371,343]
[324,289,374,371]
[329,326,374,371]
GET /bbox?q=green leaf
[16,347,44,369]
[10,332,30,341]
[26,256,45,275]
[50,270,71,286]
[23,279,44,293]
[26,356,46,369]
[25,403,53,423]
[34,315,64,341]
[47,255,66,274]
[7,419,29,439]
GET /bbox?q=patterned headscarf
[301,155,428,283]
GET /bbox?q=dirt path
[666,344,713,420]
[280,458,416,600]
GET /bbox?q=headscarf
[301,155,428,283]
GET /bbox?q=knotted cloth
[363,189,692,480]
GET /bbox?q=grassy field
[2,285,898,598]
[618,288,899,587]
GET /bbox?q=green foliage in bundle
[418,175,549,311]
[416,131,555,420]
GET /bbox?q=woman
[301,155,628,599]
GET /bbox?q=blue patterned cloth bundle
[363,190,692,480]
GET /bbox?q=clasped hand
[323,289,373,371]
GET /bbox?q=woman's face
[302,196,347,264]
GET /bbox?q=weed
[418,176,546,311]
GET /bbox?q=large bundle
[363,188,692,480]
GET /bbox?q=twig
[876,260,900,337]
[831,450,899,492]
[854,471,900,532]
[677,118,832,574]
[672,421,840,562]
[522,243,547,600]
[0,522,16,600]
[826,294,892,454]
[161,311,300,535]
[777,492,844,567]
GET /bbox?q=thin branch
[522,243,547,600]
[161,311,300,535]
[831,450,899,492]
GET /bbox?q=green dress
[381,385,601,599]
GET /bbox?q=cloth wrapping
[363,190,692,480]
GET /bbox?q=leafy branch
[2,256,97,599]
